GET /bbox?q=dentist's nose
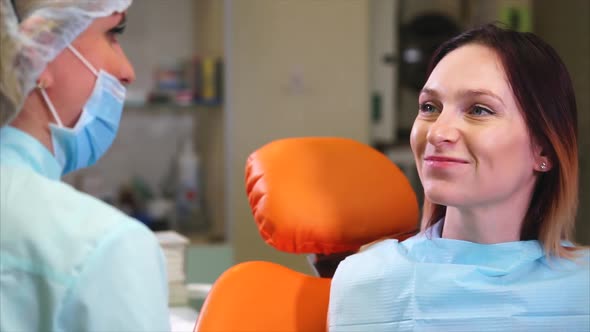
[117,51,136,85]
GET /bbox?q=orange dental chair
[194,137,419,332]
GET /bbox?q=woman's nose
[426,113,460,146]
[117,52,136,85]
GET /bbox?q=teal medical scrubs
[0,126,171,331]
[329,221,590,331]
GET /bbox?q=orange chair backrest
[195,138,419,332]
[246,137,419,254]
[194,261,331,332]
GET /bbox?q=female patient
[329,24,589,331]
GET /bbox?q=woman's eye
[469,105,493,116]
[107,26,125,44]
[419,103,438,114]
[107,17,127,42]
[108,24,126,36]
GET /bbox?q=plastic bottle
[176,138,201,227]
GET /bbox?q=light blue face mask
[39,45,126,175]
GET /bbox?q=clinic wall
[370,0,397,143]
[121,0,196,101]
[226,0,371,273]
[110,0,227,239]
[395,0,466,137]
[396,0,532,139]
[193,0,226,239]
[533,0,590,244]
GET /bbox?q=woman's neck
[441,182,536,244]
[10,97,54,154]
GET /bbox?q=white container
[176,138,202,228]
[155,231,190,306]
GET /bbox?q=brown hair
[421,23,580,258]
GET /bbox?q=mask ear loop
[38,45,98,130]
[37,82,64,128]
[66,45,98,76]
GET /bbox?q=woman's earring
[540,162,547,170]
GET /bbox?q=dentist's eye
[107,15,127,42]
[109,24,126,35]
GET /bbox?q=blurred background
[62,0,589,316]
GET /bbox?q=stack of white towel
[155,231,190,306]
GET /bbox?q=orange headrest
[245,137,419,254]
[194,261,331,332]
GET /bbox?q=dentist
[0,0,171,331]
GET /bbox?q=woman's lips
[424,155,469,163]
[423,155,469,168]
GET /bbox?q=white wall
[225,0,371,273]
[119,0,197,102]
[370,0,397,143]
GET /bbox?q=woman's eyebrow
[458,89,505,106]
[419,87,505,106]
[419,87,439,98]
[116,13,127,27]
[108,12,126,28]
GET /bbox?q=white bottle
[176,138,201,224]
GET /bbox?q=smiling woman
[416,25,580,256]
[412,43,545,245]
[328,23,589,332]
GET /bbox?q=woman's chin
[423,188,460,207]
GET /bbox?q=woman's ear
[532,142,552,172]
[534,157,552,172]
[36,67,54,89]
